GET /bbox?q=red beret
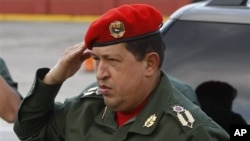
[84,4,163,49]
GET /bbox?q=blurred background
[0,0,190,17]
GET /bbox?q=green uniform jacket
[0,57,18,89]
[0,57,22,98]
[14,68,229,141]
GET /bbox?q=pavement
[0,19,96,141]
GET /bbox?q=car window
[161,20,250,121]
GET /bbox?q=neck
[116,96,149,127]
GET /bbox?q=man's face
[92,43,148,112]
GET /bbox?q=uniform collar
[128,72,173,135]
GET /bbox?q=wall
[0,0,191,16]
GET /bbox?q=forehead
[92,43,128,56]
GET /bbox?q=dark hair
[125,33,165,68]
[195,80,237,109]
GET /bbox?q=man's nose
[96,61,109,81]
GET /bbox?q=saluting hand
[43,42,92,85]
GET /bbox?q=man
[14,4,229,141]
[195,80,248,134]
[0,57,22,123]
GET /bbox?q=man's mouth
[98,84,111,95]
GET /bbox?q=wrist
[43,70,64,85]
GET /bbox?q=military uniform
[0,57,18,89]
[14,68,229,141]
[0,57,22,99]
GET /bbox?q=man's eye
[108,58,116,61]
[92,57,99,61]
[108,58,121,62]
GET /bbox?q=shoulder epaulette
[172,105,195,129]
[83,86,100,96]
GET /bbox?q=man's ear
[143,52,160,76]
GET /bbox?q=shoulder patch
[172,105,195,128]
[83,86,101,96]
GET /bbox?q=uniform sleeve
[0,58,17,88]
[14,68,65,141]
[0,57,22,98]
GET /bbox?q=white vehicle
[161,0,250,125]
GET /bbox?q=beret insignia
[109,20,125,38]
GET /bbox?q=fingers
[81,51,92,62]
[60,42,86,62]
[74,42,92,62]
[43,42,90,85]
[65,42,85,56]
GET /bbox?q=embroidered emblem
[173,105,195,128]
[143,114,157,128]
[109,20,125,38]
[84,86,99,96]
